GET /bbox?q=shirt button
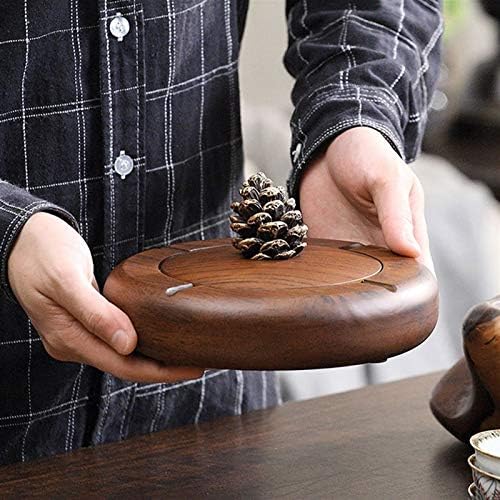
[110,12,130,42]
[114,151,134,179]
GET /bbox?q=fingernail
[111,330,130,354]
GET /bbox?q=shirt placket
[99,1,145,276]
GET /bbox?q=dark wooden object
[431,297,500,442]
[103,238,438,370]
[0,373,471,499]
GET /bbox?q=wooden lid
[159,243,382,290]
[103,239,439,370]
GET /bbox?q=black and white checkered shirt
[0,0,442,464]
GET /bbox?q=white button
[114,151,134,179]
[110,12,130,42]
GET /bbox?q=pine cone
[230,172,308,260]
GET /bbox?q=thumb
[372,177,421,258]
[54,278,137,355]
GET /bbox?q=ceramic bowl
[471,430,500,476]
[468,454,500,499]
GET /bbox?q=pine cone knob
[230,172,308,260]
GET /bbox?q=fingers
[372,173,421,258]
[306,127,433,266]
[42,318,204,383]
[409,181,435,274]
[78,332,204,383]
[7,210,199,382]
[53,279,137,356]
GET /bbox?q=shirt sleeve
[0,180,79,302]
[284,0,443,199]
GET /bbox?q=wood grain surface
[0,373,472,499]
[103,238,439,370]
[431,296,500,441]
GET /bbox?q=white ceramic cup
[468,454,500,499]
[468,482,478,499]
[470,430,500,477]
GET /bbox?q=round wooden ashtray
[103,238,439,370]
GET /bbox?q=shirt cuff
[287,85,407,203]
[0,182,79,302]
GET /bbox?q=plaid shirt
[0,0,442,464]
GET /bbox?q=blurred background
[238,0,500,400]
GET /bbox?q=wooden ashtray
[103,238,438,370]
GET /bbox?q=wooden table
[0,373,472,499]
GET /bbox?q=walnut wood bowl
[103,238,439,370]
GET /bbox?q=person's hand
[299,127,433,270]
[7,212,203,383]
